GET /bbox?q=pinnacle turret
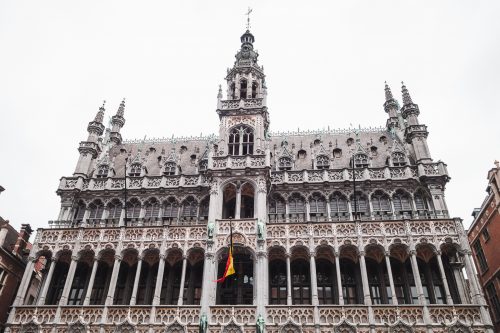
[401,82,413,105]
[116,98,126,117]
[110,98,126,145]
[94,101,105,123]
[384,82,394,101]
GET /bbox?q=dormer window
[129,163,142,177]
[354,154,369,168]
[278,157,292,171]
[316,155,330,170]
[228,125,254,156]
[96,164,109,178]
[164,162,176,176]
[392,152,407,167]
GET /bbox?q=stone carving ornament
[447,322,471,333]
[21,322,39,333]
[279,322,301,333]
[222,321,243,333]
[333,321,356,333]
[114,323,135,333]
[166,322,186,333]
[68,322,87,333]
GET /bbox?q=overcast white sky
[0,1,499,233]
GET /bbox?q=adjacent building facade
[468,162,500,331]
[5,28,495,333]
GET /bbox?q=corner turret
[384,82,399,131]
[110,98,126,145]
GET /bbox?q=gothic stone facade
[6,29,494,333]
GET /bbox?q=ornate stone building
[5,28,494,333]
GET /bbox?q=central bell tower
[216,29,269,156]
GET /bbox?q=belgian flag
[215,221,235,283]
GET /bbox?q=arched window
[164,162,176,176]
[269,259,287,304]
[228,126,254,156]
[114,258,139,305]
[240,79,248,99]
[229,82,236,100]
[129,163,142,177]
[309,193,327,221]
[390,258,415,304]
[199,197,210,221]
[354,154,369,168]
[316,259,337,304]
[107,199,123,221]
[136,260,158,305]
[278,157,293,171]
[371,190,391,218]
[73,201,86,224]
[393,190,412,218]
[291,259,311,304]
[392,152,407,167]
[288,194,305,222]
[68,261,91,305]
[144,198,160,221]
[414,190,432,218]
[181,197,198,222]
[330,192,349,221]
[183,260,204,305]
[340,258,361,304]
[126,198,141,221]
[350,192,369,219]
[316,155,330,170]
[268,194,286,223]
[333,148,342,158]
[46,259,70,305]
[88,200,104,226]
[96,164,109,178]
[217,248,254,305]
[162,197,179,222]
[251,81,258,99]
[199,159,208,173]
[366,258,390,304]
[89,261,111,305]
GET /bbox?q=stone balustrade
[220,98,264,110]
[211,155,267,170]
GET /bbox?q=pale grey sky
[0,1,499,232]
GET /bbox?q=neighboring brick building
[0,208,36,332]
[468,161,500,331]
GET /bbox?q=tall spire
[94,100,105,123]
[401,81,413,105]
[116,98,126,117]
[384,81,394,101]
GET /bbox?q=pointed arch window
[288,194,305,222]
[107,199,123,221]
[316,155,330,170]
[164,162,176,176]
[199,197,210,221]
[144,198,160,220]
[269,259,287,304]
[129,163,142,177]
[240,79,248,99]
[316,259,338,304]
[393,190,412,218]
[330,192,349,221]
[126,198,141,220]
[392,152,407,167]
[371,190,391,218]
[228,125,254,156]
[73,201,86,224]
[414,190,432,218]
[268,194,286,223]
[291,259,311,304]
[162,197,179,222]
[251,81,258,98]
[229,82,236,100]
[350,191,369,219]
[354,154,369,168]
[278,157,292,171]
[309,193,327,221]
[88,200,104,225]
[96,164,109,178]
[181,196,198,222]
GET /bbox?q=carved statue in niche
[256,314,265,333]
[257,220,265,240]
[199,314,208,333]
[207,221,215,239]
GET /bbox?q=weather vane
[245,7,253,30]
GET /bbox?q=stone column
[14,257,35,306]
[286,254,292,305]
[177,256,188,305]
[153,254,166,306]
[200,252,217,316]
[37,258,57,305]
[105,256,122,306]
[436,251,453,305]
[130,256,143,305]
[335,253,344,305]
[409,250,426,305]
[59,255,79,305]
[235,185,241,219]
[359,252,372,305]
[83,257,99,306]
[309,254,319,306]
[384,252,398,305]
[463,251,484,304]
[255,250,268,317]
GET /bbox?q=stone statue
[199,314,208,333]
[207,222,215,239]
[257,220,265,240]
[256,314,265,333]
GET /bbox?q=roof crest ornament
[245,7,253,30]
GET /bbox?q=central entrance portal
[216,246,254,305]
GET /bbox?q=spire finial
[384,81,394,101]
[401,81,413,105]
[95,100,106,123]
[245,7,253,30]
[217,84,223,99]
[117,98,126,117]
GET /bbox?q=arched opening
[223,183,237,219]
[441,244,462,304]
[340,246,363,305]
[183,249,205,305]
[309,193,327,222]
[73,201,86,226]
[113,250,139,305]
[216,246,254,305]
[268,247,287,305]
[393,190,413,219]
[350,191,369,220]
[251,81,258,98]
[353,153,369,168]
[89,250,115,305]
[389,245,416,304]
[162,197,179,223]
[125,198,141,225]
[365,257,389,305]
[180,196,198,223]
[291,247,311,305]
[371,190,391,219]
[144,198,160,223]
[160,250,183,305]
[240,183,254,219]
[106,199,122,226]
[288,193,306,223]
[136,250,159,305]
[229,82,236,100]
[414,189,434,219]
[67,251,94,305]
[240,79,248,99]
[45,251,71,305]
[330,192,349,221]
[87,200,104,227]
[199,196,210,222]
[316,155,330,170]
[268,193,286,223]
[228,125,254,156]
[316,258,338,304]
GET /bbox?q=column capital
[409,249,417,256]
[71,254,80,261]
[114,255,122,261]
[358,250,365,257]
[435,249,442,256]
[28,256,37,263]
[384,250,391,257]
[160,254,167,260]
[93,255,100,262]
[334,251,340,257]
[309,251,316,258]
[137,255,144,261]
